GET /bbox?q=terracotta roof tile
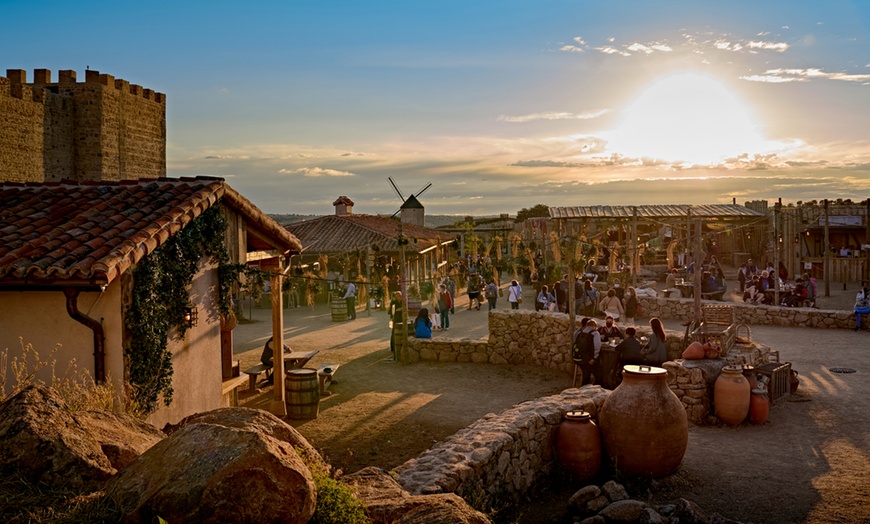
[0,177,301,287]
[286,214,455,255]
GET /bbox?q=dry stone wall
[394,386,611,501]
[408,309,686,370]
[0,68,165,184]
[638,296,858,329]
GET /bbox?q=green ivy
[125,203,263,414]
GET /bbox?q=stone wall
[408,309,686,372]
[638,296,859,329]
[0,69,166,184]
[394,386,611,500]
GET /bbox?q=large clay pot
[749,388,770,424]
[556,411,602,483]
[715,365,751,425]
[682,341,706,360]
[598,365,688,478]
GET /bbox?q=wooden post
[568,235,576,330]
[824,199,830,297]
[774,199,781,306]
[865,198,870,284]
[631,206,639,287]
[694,218,702,326]
[269,259,287,417]
[399,222,409,365]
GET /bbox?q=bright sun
[606,73,765,165]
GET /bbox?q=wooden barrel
[285,369,320,420]
[331,296,347,322]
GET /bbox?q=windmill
[388,177,431,224]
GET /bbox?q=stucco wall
[0,282,124,400]
[146,258,223,428]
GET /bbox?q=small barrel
[285,369,320,420]
[331,296,347,322]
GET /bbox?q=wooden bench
[316,363,340,396]
[221,374,249,406]
[700,291,725,301]
[243,363,273,390]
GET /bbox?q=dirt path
[234,280,870,523]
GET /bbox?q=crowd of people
[737,258,817,307]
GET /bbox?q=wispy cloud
[565,31,788,58]
[498,110,608,123]
[278,167,356,177]
[742,68,870,84]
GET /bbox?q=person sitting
[781,279,807,307]
[743,276,762,304]
[260,337,291,383]
[414,307,433,338]
[855,287,870,331]
[536,285,556,311]
[598,315,623,342]
[616,327,645,366]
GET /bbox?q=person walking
[508,280,523,309]
[485,279,499,310]
[438,284,452,330]
[388,291,404,361]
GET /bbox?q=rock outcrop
[343,467,491,524]
[106,407,317,524]
[0,386,116,490]
[72,410,164,470]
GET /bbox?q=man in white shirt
[343,281,357,320]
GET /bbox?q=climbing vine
[125,203,266,414]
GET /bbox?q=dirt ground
[234,272,870,524]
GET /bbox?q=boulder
[568,484,601,510]
[600,480,629,502]
[598,499,650,522]
[674,497,711,524]
[0,385,115,490]
[106,410,316,524]
[170,407,326,471]
[344,467,491,524]
[73,410,164,470]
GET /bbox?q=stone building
[0,68,166,183]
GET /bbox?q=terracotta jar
[742,365,758,390]
[681,341,706,360]
[556,410,602,482]
[715,365,751,425]
[598,365,688,478]
[749,388,770,424]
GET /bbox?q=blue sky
[3,0,870,215]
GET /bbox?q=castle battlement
[2,68,165,105]
[1,67,166,184]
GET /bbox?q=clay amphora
[749,388,770,424]
[682,341,706,360]
[556,410,602,482]
[598,365,688,478]
[715,365,751,425]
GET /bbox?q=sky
[3,0,870,216]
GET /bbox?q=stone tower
[0,68,166,183]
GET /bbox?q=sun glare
[606,73,766,165]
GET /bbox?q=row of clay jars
[715,365,769,425]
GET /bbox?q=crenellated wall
[0,68,166,184]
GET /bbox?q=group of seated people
[743,271,816,307]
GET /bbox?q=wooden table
[284,350,319,371]
[675,283,694,298]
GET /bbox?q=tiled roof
[286,214,455,255]
[549,204,763,219]
[0,177,301,288]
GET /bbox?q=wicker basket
[734,323,751,344]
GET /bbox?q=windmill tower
[388,177,430,227]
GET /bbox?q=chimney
[333,196,354,215]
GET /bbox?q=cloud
[498,110,608,123]
[741,68,870,84]
[746,40,789,52]
[278,167,356,177]
[593,46,631,57]
[626,42,673,54]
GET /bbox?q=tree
[516,204,550,222]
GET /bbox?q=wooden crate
[756,362,791,403]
